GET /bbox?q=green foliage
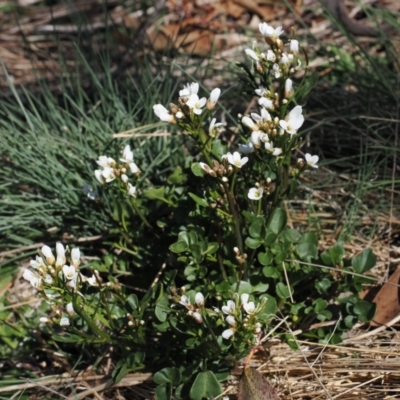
[3,19,382,398]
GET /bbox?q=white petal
[60,317,70,326]
[222,328,235,339]
[209,88,221,103]
[241,293,249,305]
[195,292,204,307]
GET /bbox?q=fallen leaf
[370,267,400,326]
[238,367,280,400]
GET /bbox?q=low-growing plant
[21,22,376,399]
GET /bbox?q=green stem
[130,199,152,230]
[222,182,243,254]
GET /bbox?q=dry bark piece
[238,366,280,400]
[370,267,400,327]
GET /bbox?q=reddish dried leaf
[238,367,280,400]
[370,268,400,327]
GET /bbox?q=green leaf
[262,266,280,279]
[155,383,172,400]
[169,240,188,253]
[127,294,139,311]
[245,237,261,249]
[231,281,253,295]
[249,217,265,239]
[188,192,209,208]
[189,371,222,400]
[191,162,205,177]
[204,242,219,255]
[154,367,181,386]
[257,295,277,321]
[313,299,328,313]
[282,228,301,243]
[268,208,287,235]
[315,278,331,295]
[258,252,273,266]
[329,241,345,265]
[155,296,170,322]
[211,139,227,160]
[264,230,278,246]
[113,363,128,384]
[143,186,166,200]
[52,334,83,344]
[352,249,376,274]
[296,242,318,262]
[167,166,186,184]
[276,282,290,299]
[353,300,376,322]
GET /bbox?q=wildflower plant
[22,23,377,399]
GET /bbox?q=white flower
[62,265,77,280]
[176,111,184,119]
[179,295,191,308]
[258,97,274,110]
[195,292,204,307]
[255,86,266,96]
[23,269,42,289]
[179,82,199,97]
[55,242,66,267]
[66,302,75,315]
[94,169,105,184]
[60,317,70,326]
[120,145,134,163]
[101,167,116,183]
[243,301,256,314]
[250,131,263,146]
[209,88,221,104]
[87,274,99,286]
[71,248,80,268]
[259,22,284,39]
[127,183,137,197]
[41,245,54,264]
[251,108,272,124]
[290,39,299,54]
[39,317,49,324]
[241,293,256,314]
[96,156,115,169]
[129,162,140,174]
[279,105,304,135]
[121,174,129,183]
[272,64,281,78]
[248,187,263,200]
[238,142,254,154]
[222,315,237,339]
[242,116,258,130]
[265,142,282,156]
[222,300,236,315]
[30,256,44,269]
[222,328,235,339]
[280,53,290,66]
[284,78,293,98]
[153,104,174,123]
[226,152,248,168]
[193,311,203,323]
[209,118,224,137]
[266,49,276,62]
[305,153,319,168]
[245,48,260,61]
[186,94,207,115]
[44,274,53,285]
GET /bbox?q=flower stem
[130,199,152,230]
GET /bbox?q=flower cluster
[177,292,205,323]
[153,82,222,127]
[22,243,97,327]
[221,293,263,340]
[94,145,139,197]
